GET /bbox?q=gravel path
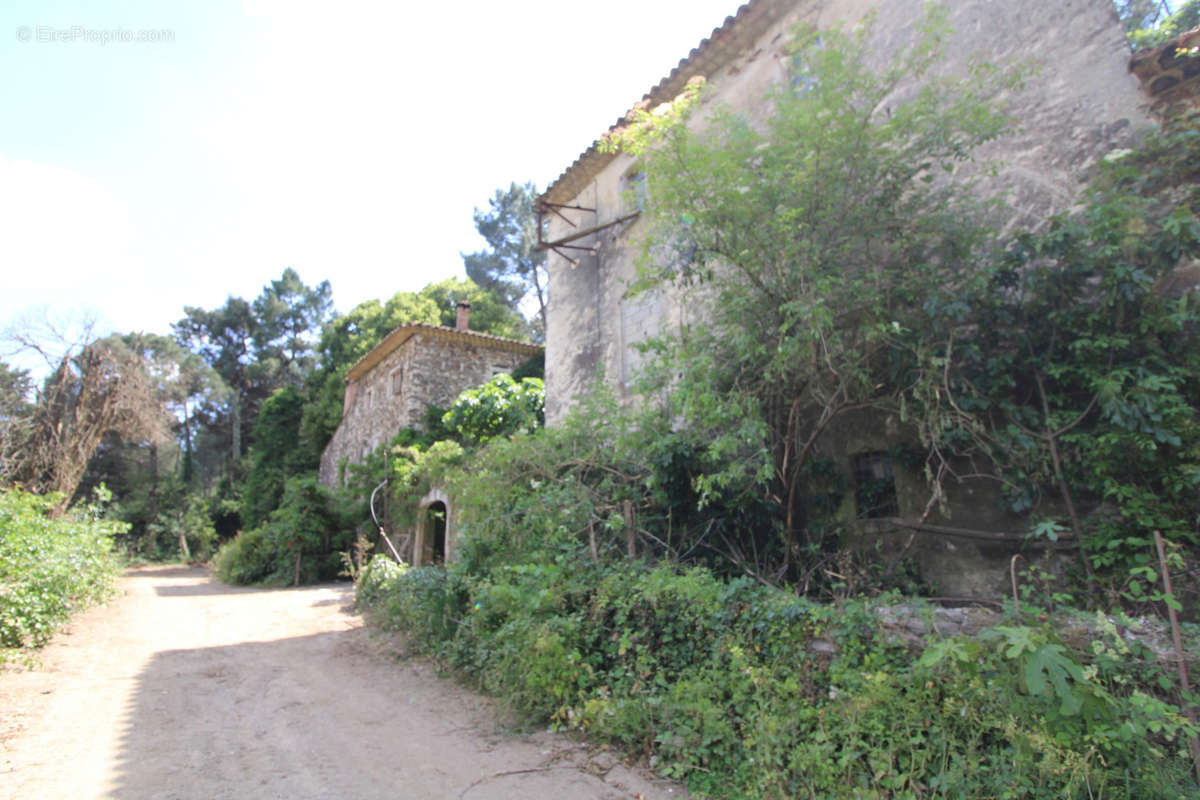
[0,565,688,800]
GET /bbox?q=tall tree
[462,182,548,339]
[117,333,227,494]
[252,267,333,384]
[173,268,331,478]
[242,385,311,529]
[174,297,258,472]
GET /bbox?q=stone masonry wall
[539,0,1155,596]
[543,0,1153,425]
[318,331,535,487]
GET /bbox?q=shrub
[0,487,124,658]
[359,538,1200,798]
[214,476,350,586]
[441,373,544,445]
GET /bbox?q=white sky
[0,0,743,356]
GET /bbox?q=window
[490,364,508,378]
[853,452,899,519]
[391,367,404,395]
[623,168,647,213]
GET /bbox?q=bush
[441,373,544,445]
[0,487,124,657]
[360,550,1199,798]
[141,492,218,563]
[214,476,350,586]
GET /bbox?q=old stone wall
[543,0,1152,425]
[317,331,536,486]
[539,0,1156,596]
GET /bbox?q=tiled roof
[540,0,794,206]
[345,323,541,382]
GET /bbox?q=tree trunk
[231,394,242,476]
[624,500,636,561]
[181,398,193,484]
[148,442,159,520]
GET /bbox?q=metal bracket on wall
[535,200,640,268]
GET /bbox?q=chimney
[455,300,471,331]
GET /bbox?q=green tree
[174,268,331,480]
[462,182,548,338]
[931,120,1200,583]
[242,385,312,529]
[173,296,259,472]
[76,334,227,546]
[609,12,1017,580]
[1115,0,1200,49]
[441,373,545,445]
[417,277,527,340]
[251,266,333,385]
[0,361,34,484]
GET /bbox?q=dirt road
[0,566,688,800]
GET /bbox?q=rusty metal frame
[537,209,640,255]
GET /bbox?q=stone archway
[413,488,455,566]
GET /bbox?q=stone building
[536,0,1161,595]
[317,302,541,488]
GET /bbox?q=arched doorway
[413,488,454,566]
[422,501,447,565]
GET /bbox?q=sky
[0,0,744,358]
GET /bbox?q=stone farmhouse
[318,302,540,488]
[535,0,1178,595]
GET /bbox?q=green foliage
[417,277,529,340]
[462,181,548,338]
[214,475,349,586]
[0,361,34,484]
[1117,0,1200,50]
[605,10,1021,582]
[346,14,1200,796]
[112,474,219,562]
[0,487,123,658]
[510,350,544,382]
[250,267,334,384]
[443,396,657,575]
[145,490,218,562]
[924,120,1200,587]
[441,373,544,445]
[359,539,1199,798]
[242,385,314,529]
[173,267,332,494]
